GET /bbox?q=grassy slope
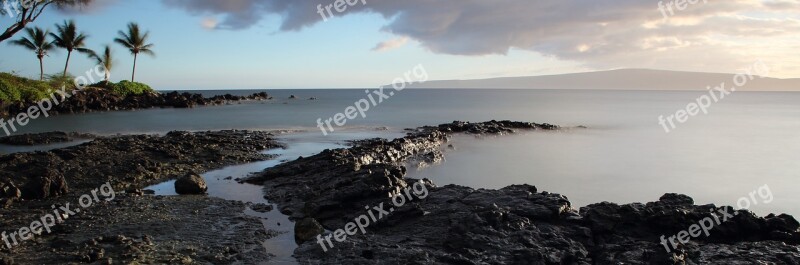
[0,72,155,106]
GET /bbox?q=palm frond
[140,49,155,57]
[86,49,100,61]
[114,22,155,57]
[114,37,132,48]
[10,38,36,50]
[75,47,94,55]
[10,27,54,55]
[102,46,114,70]
[50,20,89,51]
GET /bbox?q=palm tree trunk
[131,53,138,82]
[38,56,44,81]
[63,50,72,77]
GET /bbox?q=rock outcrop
[0,130,285,264]
[0,90,271,118]
[245,120,800,264]
[295,218,325,244]
[0,130,282,199]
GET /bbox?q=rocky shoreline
[245,120,800,264]
[0,121,797,264]
[0,89,271,118]
[0,130,283,264]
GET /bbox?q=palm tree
[50,20,93,77]
[88,45,113,84]
[9,27,54,80]
[114,23,154,82]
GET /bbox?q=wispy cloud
[372,37,409,52]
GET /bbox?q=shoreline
[0,121,797,264]
[0,88,272,120]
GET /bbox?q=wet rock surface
[295,218,325,244]
[0,130,284,263]
[0,131,95,146]
[0,130,282,199]
[246,120,800,264]
[174,172,208,195]
[2,194,274,264]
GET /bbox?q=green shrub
[0,72,158,105]
[111,80,155,96]
[0,79,23,102]
[19,82,51,101]
[90,81,114,90]
[0,72,53,103]
[47,74,77,91]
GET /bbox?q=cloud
[57,0,119,14]
[161,0,800,76]
[372,37,409,52]
[201,17,218,30]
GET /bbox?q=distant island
[404,69,800,91]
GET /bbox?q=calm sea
[3,89,799,216]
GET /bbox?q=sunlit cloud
[372,37,409,52]
[201,17,218,30]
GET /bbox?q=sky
[0,0,799,89]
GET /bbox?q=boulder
[0,182,21,199]
[21,170,69,199]
[295,218,324,244]
[174,172,208,195]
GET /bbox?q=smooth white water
[6,89,799,216]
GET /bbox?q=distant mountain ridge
[405,69,800,91]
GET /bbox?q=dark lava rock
[1,89,271,119]
[0,130,282,201]
[174,172,208,195]
[0,131,95,146]
[246,120,800,264]
[0,181,21,199]
[0,130,284,264]
[20,169,69,199]
[249,203,273,213]
[295,218,324,244]
[2,194,274,264]
[82,248,105,262]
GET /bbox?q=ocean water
[3,89,799,216]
